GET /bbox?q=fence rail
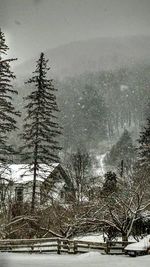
[0,238,133,255]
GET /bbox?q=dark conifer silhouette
[133,104,150,189]
[0,29,20,163]
[106,129,135,175]
[21,52,62,211]
[138,116,150,175]
[102,171,117,195]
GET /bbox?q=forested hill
[14,35,150,79]
[12,64,150,152]
[9,35,150,153]
[56,65,150,150]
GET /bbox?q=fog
[0,1,150,264]
[0,0,150,64]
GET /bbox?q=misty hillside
[14,35,150,78]
[10,35,150,153]
[12,63,150,153]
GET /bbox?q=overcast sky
[0,0,150,63]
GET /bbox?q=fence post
[122,241,127,253]
[66,240,70,253]
[74,241,78,254]
[62,240,69,251]
[57,239,61,254]
[105,241,110,254]
[31,244,34,252]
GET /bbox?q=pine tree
[0,29,20,164]
[21,52,62,211]
[137,117,150,177]
[102,171,117,195]
[106,129,136,175]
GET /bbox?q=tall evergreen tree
[21,52,62,211]
[137,115,150,177]
[0,29,20,164]
[106,129,136,175]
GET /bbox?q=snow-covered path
[1,252,150,267]
[94,153,107,176]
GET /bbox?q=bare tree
[69,180,150,241]
[65,148,93,204]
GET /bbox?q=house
[0,163,73,205]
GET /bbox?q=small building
[0,163,73,205]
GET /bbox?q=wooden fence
[0,238,133,255]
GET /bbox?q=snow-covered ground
[73,233,105,242]
[0,252,150,267]
[73,233,136,242]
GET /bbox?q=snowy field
[73,233,136,242]
[0,252,150,267]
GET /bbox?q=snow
[0,252,150,267]
[93,153,106,177]
[120,85,129,92]
[73,233,104,242]
[125,235,150,251]
[73,233,136,243]
[0,163,59,183]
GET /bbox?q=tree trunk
[31,160,37,212]
[122,233,128,242]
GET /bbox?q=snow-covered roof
[0,163,59,184]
